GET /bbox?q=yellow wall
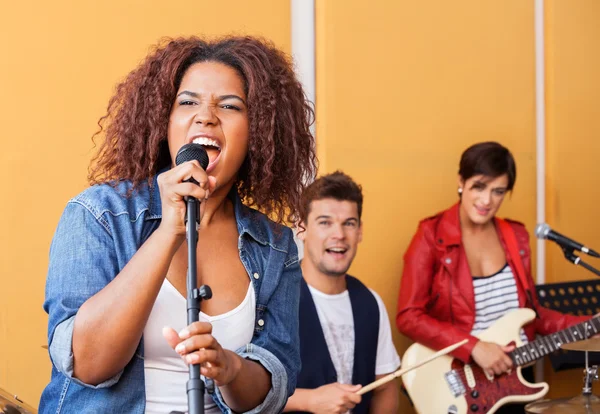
[3,0,600,411]
[316,1,535,413]
[544,0,600,400]
[0,0,290,407]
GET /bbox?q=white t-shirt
[307,284,401,386]
[143,279,256,414]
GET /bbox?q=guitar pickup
[444,370,466,397]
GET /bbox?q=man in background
[285,171,400,414]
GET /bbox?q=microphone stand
[562,246,600,277]
[561,246,600,396]
[171,196,212,414]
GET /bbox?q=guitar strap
[497,218,537,314]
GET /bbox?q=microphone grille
[535,223,550,239]
[175,143,209,169]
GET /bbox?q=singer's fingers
[169,182,210,202]
[200,363,224,380]
[175,333,218,355]
[162,326,182,350]
[175,161,209,188]
[184,348,218,365]
[179,321,213,338]
[160,161,209,188]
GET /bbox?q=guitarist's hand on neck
[471,341,515,377]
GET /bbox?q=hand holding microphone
[156,143,216,238]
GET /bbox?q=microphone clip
[560,246,600,277]
[561,246,582,266]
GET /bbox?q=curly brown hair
[89,36,316,224]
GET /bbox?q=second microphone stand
[562,246,600,277]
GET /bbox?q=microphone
[535,223,600,258]
[175,143,210,180]
[175,143,210,223]
[173,143,212,414]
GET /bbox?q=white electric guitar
[402,309,599,414]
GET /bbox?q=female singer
[40,36,316,414]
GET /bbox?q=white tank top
[143,278,256,414]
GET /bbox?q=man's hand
[307,383,362,414]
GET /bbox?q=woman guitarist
[396,141,590,413]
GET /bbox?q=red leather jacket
[396,203,588,362]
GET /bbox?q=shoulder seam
[68,199,112,236]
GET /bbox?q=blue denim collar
[233,192,273,247]
[147,172,162,220]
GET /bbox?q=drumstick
[356,338,468,395]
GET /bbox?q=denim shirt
[39,173,302,414]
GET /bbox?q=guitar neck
[510,315,600,367]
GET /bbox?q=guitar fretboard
[510,316,600,367]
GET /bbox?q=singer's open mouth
[206,151,221,173]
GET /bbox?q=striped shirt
[471,264,528,343]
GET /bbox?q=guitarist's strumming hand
[471,340,515,377]
[306,383,362,414]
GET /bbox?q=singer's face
[168,61,249,191]
[298,199,362,278]
[459,174,509,226]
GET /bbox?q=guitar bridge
[444,370,466,397]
